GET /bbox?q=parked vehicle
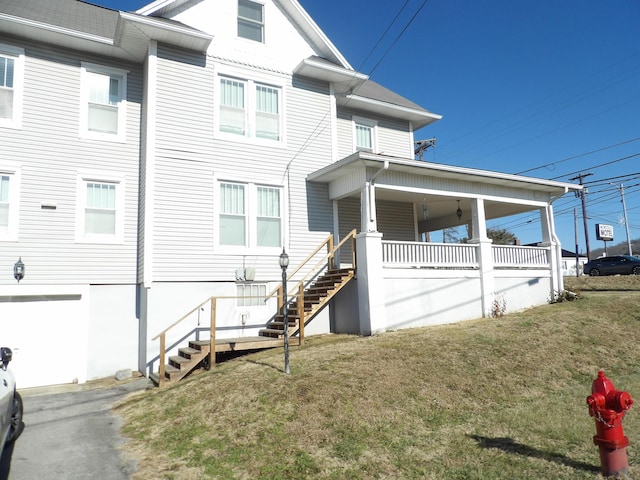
[584,255,640,276]
[0,347,23,451]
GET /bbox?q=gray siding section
[336,107,413,159]
[151,45,335,282]
[0,38,142,284]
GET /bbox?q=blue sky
[94,0,640,254]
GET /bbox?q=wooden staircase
[150,229,357,387]
[258,268,355,339]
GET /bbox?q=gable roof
[138,0,351,68]
[0,0,212,61]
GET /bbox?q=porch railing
[492,244,550,267]
[382,241,477,267]
[382,241,551,269]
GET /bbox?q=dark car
[584,255,640,276]
[0,347,23,452]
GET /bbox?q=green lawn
[116,279,640,479]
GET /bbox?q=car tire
[6,391,23,444]
[633,266,640,275]
[589,268,600,276]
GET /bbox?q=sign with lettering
[595,223,614,241]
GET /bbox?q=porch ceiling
[307,151,582,227]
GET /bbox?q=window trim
[237,0,265,43]
[353,116,378,153]
[75,171,125,244]
[0,164,21,241]
[0,43,25,130]
[214,178,286,255]
[215,71,285,146]
[80,63,128,142]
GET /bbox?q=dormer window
[238,0,264,43]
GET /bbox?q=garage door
[0,285,89,389]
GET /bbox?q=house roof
[308,152,583,228]
[0,0,212,61]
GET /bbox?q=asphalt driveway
[0,377,151,480]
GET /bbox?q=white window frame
[216,71,284,146]
[80,63,128,142]
[0,164,21,241]
[237,0,265,43]
[353,116,377,153]
[75,172,125,244]
[215,178,285,254]
[0,44,25,130]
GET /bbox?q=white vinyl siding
[217,180,283,251]
[80,63,127,141]
[0,44,24,129]
[217,75,282,144]
[238,0,264,43]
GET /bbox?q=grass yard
[116,278,640,479]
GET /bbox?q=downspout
[367,161,389,227]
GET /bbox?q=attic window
[238,0,264,43]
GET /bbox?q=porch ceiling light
[13,257,24,283]
[456,200,462,220]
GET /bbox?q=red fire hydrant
[587,371,634,477]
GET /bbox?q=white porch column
[539,205,563,294]
[468,198,494,317]
[361,182,378,232]
[355,232,386,335]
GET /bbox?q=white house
[0,0,580,388]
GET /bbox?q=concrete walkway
[0,376,152,480]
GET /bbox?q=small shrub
[490,294,507,318]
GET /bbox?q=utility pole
[574,208,580,277]
[610,183,632,256]
[569,173,593,261]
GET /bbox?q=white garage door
[0,286,89,389]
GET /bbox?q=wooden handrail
[153,229,358,385]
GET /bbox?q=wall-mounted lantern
[13,257,24,283]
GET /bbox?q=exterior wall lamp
[279,248,290,374]
[456,200,462,220]
[13,257,24,283]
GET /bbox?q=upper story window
[0,166,21,241]
[218,76,281,143]
[76,173,124,244]
[354,117,377,153]
[218,180,283,252]
[238,0,264,42]
[80,63,127,141]
[0,44,24,129]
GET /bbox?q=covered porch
[308,152,581,334]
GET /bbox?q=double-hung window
[81,63,127,141]
[0,166,20,240]
[218,75,281,143]
[76,174,124,243]
[354,117,377,153]
[218,181,283,250]
[238,0,264,43]
[0,44,24,129]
